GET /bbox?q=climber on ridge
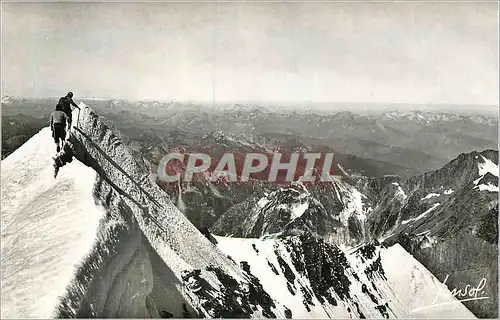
[57,91,79,128]
[50,103,71,153]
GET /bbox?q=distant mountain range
[2,97,498,317]
[137,129,498,317]
[2,97,497,173]
[1,104,482,318]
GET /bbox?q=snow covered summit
[1,127,105,318]
[2,105,277,318]
[1,103,477,318]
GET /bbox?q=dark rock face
[270,234,384,315]
[267,260,279,275]
[283,307,292,318]
[375,304,389,319]
[211,182,366,245]
[359,150,498,240]
[358,243,377,261]
[476,172,498,187]
[353,301,366,318]
[171,181,234,229]
[198,226,218,245]
[275,250,296,285]
[284,234,352,306]
[53,142,76,177]
[160,310,174,318]
[252,243,259,254]
[364,256,386,281]
[212,235,396,318]
[477,205,498,244]
[180,265,277,318]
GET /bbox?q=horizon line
[2,95,498,108]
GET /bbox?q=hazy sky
[2,2,498,105]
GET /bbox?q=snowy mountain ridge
[0,103,478,318]
[380,110,496,124]
[215,235,475,319]
[211,178,372,245]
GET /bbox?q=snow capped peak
[211,176,372,244]
[381,110,496,124]
[215,103,269,115]
[477,155,499,177]
[473,154,499,192]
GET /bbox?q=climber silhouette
[57,91,79,127]
[50,104,71,153]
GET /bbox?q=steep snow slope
[215,236,475,319]
[1,128,106,318]
[0,104,480,319]
[2,105,288,318]
[375,244,478,318]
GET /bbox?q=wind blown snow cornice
[58,103,277,317]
